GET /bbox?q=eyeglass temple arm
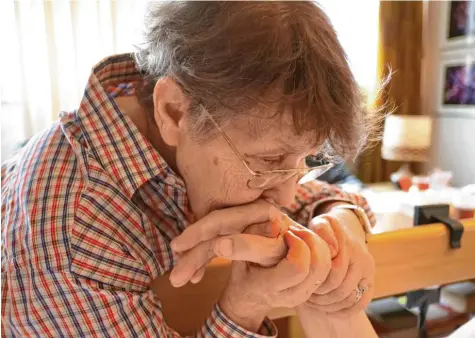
[201,107,258,175]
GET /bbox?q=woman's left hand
[304,212,375,317]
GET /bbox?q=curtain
[357,1,424,183]
[0,0,147,161]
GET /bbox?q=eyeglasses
[201,105,334,190]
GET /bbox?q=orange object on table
[453,207,475,220]
[398,176,412,192]
[412,176,430,191]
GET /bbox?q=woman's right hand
[218,224,332,332]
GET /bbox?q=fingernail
[263,197,277,206]
[169,269,186,288]
[170,239,179,251]
[215,238,233,257]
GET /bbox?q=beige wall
[422,1,475,186]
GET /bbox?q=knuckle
[198,223,211,241]
[310,216,328,228]
[308,302,324,311]
[307,294,320,305]
[217,221,229,235]
[326,305,341,313]
[209,210,230,234]
[334,287,349,300]
[323,279,338,292]
[308,294,323,306]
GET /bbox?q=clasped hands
[169,199,374,323]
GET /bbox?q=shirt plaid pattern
[1,54,375,337]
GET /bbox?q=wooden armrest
[371,218,475,298]
[151,258,231,336]
[151,219,475,335]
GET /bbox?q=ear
[152,77,190,147]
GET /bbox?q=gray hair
[135,1,384,159]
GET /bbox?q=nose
[261,177,298,208]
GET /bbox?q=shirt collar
[76,53,184,199]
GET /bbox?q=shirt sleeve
[47,277,277,338]
[202,305,276,338]
[285,180,376,227]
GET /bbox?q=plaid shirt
[1,54,375,337]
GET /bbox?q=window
[318,0,380,98]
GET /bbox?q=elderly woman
[2,2,380,337]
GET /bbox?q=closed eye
[259,156,283,165]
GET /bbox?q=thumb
[214,233,287,267]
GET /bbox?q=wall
[422,1,475,186]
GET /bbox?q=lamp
[381,115,432,190]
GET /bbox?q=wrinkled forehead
[229,109,321,153]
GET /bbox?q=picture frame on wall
[440,1,475,49]
[438,52,475,115]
